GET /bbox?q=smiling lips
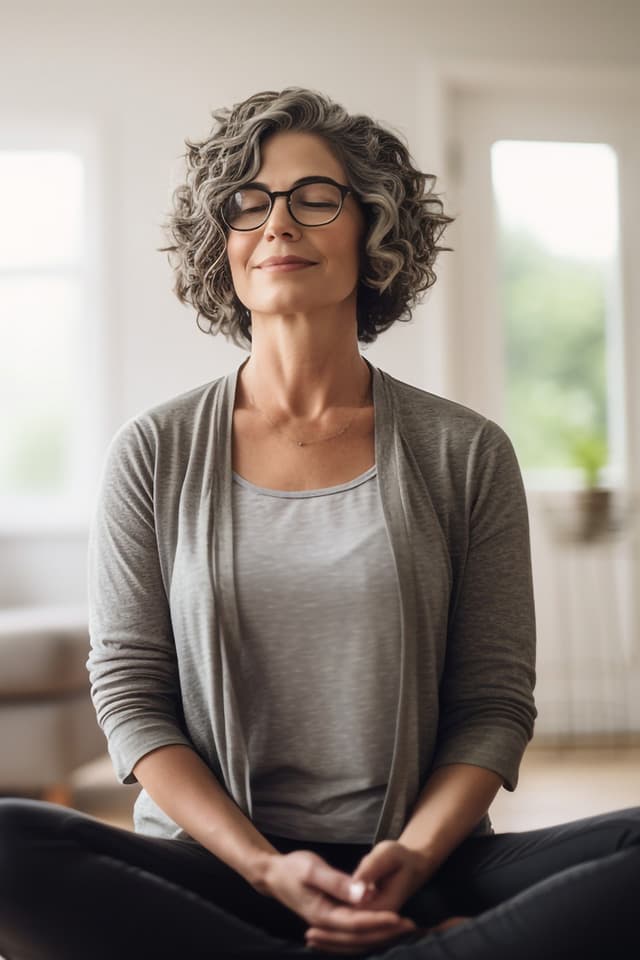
[258,255,317,271]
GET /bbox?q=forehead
[256,130,347,186]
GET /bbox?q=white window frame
[418,60,640,493]
[418,61,640,737]
[0,118,106,534]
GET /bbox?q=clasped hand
[263,840,433,955]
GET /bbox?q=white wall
[1,0,639,606]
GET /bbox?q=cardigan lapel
[368,361,421,841]
[208,359,253,817]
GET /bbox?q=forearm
[133,744,279,891]
[397,763,503,876]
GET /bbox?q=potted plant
[568,431,612,541]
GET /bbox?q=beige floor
[68,743,640,833]
[490,743,640,831]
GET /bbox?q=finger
[306,918,417,951]
[348,878,378,904]
[307,916,416,937]
[307,919,417,940]
[306,859,376,906]
[351,842,398,886]
[313,902,406,930]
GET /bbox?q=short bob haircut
[159,86,454,347]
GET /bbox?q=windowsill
[522,467,624,493]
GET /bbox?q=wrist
[247,849,282,895]
[397,841,438,885]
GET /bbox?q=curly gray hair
[159,86,454,346]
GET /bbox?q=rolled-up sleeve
[432,419,537,791]
[87,418,192,784]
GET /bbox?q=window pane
[0,276,79,495]
[491,140,620,483]
[0,151,84,268]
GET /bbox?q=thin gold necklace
[247,375,371,447]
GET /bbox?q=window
[0,140,100,529]
[491,140,623,489]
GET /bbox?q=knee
[0,798,69,878]
[0,799,74,952]
[0,800,37,906]
[586,805,640,851]
[0,797,42,846]
[613,806,640,846]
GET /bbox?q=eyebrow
[241,175,339,191]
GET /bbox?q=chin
[251,301,329,317]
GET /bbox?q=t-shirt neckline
[232,463,377,499]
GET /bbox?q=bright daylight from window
[0,150,85,514]
[491,140,621,489]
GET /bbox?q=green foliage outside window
[499,225,609,483]
[0,414,67,494]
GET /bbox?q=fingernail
[350,880,366,902]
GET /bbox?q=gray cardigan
[87,359,537,843]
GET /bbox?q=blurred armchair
[0,604,106,805]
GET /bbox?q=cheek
[334,231,363,275]
[226,238,253,283]
[333,216,365,268]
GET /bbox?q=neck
[239,307,370,418]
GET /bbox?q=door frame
[416,60,640,732]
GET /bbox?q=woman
[1,86,639,960]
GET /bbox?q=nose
[263,195,302,238]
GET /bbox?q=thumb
[347,876,378,904]
[351,845,398,894]
[302,855,377,907]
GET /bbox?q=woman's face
[224,130,366,323]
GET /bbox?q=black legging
[1,798,639,959]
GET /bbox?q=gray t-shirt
[232,464,400,843]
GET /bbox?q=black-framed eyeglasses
[220,176,353,231]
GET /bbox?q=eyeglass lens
[223,182,343,229]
